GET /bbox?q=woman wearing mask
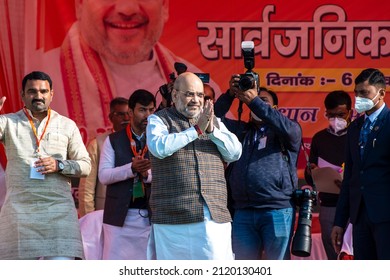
[304,90,352,260]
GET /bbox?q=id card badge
[30,158,45,180]
[258,136,267,150]
[133,178,145,199]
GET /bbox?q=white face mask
[354,91,380,114]
[251,111,262,122]
[328,117,348,133]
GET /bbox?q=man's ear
[171,89,178,103]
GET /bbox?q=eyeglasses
[112,111,130,118]
[175,90,205,99]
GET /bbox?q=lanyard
[23,107,52,156]
[126,124,148,200]
[126,124,148,158]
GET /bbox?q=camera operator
[214,75,302,260]
[156,80,174,111]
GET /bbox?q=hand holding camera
[232,41,260,121]
[235,81,259,105]
[228,74,240,97]
[229,73,259,105]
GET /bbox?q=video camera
[238,41,259,92]
[291,188,318,257]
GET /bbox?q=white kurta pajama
[0,109,91,259]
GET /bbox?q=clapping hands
[196,99,214,134]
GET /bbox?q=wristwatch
[57,160,65,173]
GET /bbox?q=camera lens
[291,189,316,257]
[238,75,254,91]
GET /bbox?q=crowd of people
[0,67,388,260]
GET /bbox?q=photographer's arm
[214,92,234,118]
[156,81,174,111]
[214,74,240,118]
[248,95,302,152]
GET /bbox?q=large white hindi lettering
[197,4,390,59]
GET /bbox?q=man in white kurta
[146,73,242,260]
[0,71,91,260]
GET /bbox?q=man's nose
[34,92,44,100]
[115,0,141,15]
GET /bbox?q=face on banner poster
[0,0,389,177]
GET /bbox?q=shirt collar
[366,103,385,122]
[131,127,145,141]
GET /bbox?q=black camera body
[291,188,318,257]
[239,72,259,91]
[238,41,259,92]
[159,72,176,106]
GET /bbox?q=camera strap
[279,138,297,189]
[238,101,243,123]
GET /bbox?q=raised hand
[196,99,213,133]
